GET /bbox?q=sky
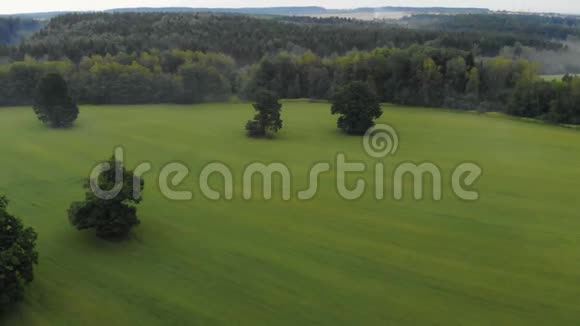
[1,1,579,15]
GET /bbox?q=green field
[1,101,580,325]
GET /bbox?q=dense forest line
[2,44,579,124]
[6,12,565,64]
[404,14,580,40]
[1,12,579,125]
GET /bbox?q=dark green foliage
[14,12,563,64]
[179,63,232,103]
[2,12,580,126]
[68,200,139,239]
[33,73,79,128]
[0,195,38,309]
[68,155,144,239]
[403,14,572,55]
[0,50,235,106]
[508,80,556,118]
[545,78,580,124]
[331,82,382,135]
[506,76,580,124]
[3,43,579,124]
[406,13,580,41]
[246,90,283,137]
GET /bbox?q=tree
[513,41,524,59]
[445,57,467,94]
[33,73,79,128]
[331,81,382,135]
[0,195,38,309]
[418,58,443,106]
[466,67,481,98]
[245,89,283,137]
[68,155,144,239]
[508,80,555,118]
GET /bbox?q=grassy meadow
[1,101,580,325]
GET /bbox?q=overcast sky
[1,1,579,15]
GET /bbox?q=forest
[404,13,580,40]
[1,12,580,124]
[10,13,565,63]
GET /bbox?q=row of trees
[30,66,383,138]
[0,51,235,106]
[242,46,580,124]
[0,45,515,107]
[2,44,580,125]
[508,75,580,124]
[405,13,580,41]
[241,46,542,114]
[31,67,384,137]
[247,81,383,138]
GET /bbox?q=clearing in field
[1,101,580,325]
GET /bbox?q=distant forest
[6,13,565,63]
[404,14,580,40]
[0,17,42,45]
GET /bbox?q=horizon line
[2,5,578,17]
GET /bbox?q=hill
[12,12,562,65]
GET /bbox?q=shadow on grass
[60,226,142,252]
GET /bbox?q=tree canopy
[0,195,38,309]
[13,12,563,64]
[246,89,283,137]
[0,12,579,126]
[331,81,383,135]
[68,155,144,239]
[33,73,79,128]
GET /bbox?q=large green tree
[245,89,283,137]
[0,195,38,309]
[331,81,383,135]
[33,73,79,128]
[68,155,144,239]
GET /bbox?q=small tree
[0,195,38,309]
[245,89,283,137]
[68,155,144,239]
[33,73,79,128]
[331,81,382,135]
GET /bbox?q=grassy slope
[0,102,579,325]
